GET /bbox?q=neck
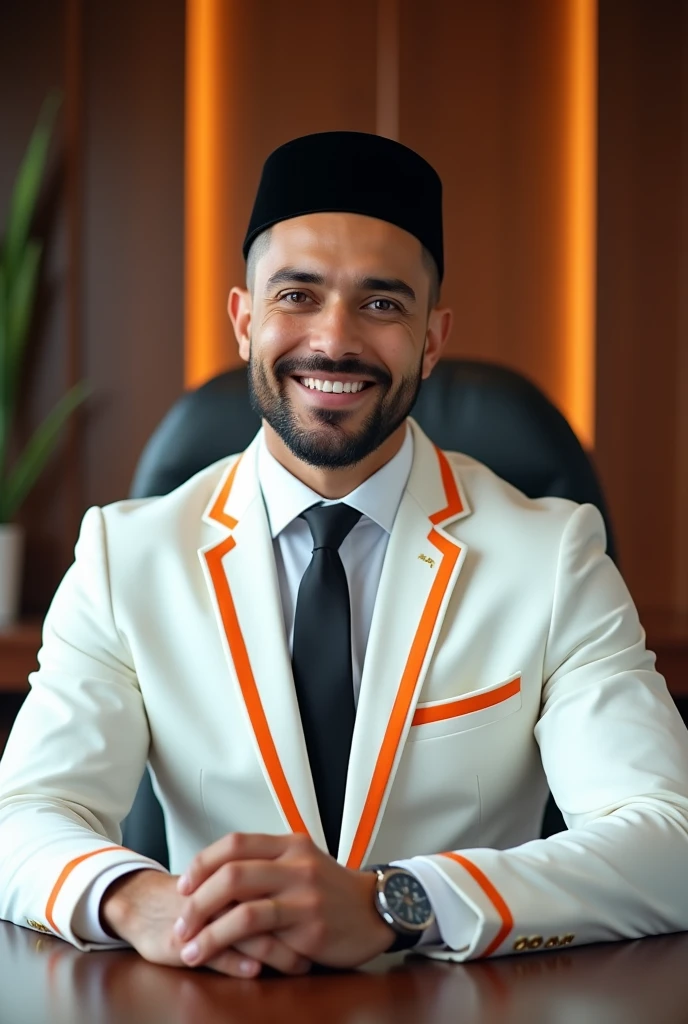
[262,422,407,499]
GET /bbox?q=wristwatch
[369,865,435,952]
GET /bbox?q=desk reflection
[1,922,688,1024]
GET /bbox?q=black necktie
[292,503,363,856]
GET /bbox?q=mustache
[274,355,392,388]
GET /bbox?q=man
[1,132,687,979]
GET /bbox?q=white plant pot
[0,524,24,630]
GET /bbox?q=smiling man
[1,131,688,978]
[240,210,445,490]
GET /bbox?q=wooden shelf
[642,609,688,697]
[0,621,41,693]
[0,611,686,696]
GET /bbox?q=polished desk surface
[1,924,688,1024]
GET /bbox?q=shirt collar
[257,424,414,539]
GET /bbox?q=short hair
[246,227,440,310]
[245,227,273,293]
[421,245,440,310]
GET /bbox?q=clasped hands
[102,832,395,978]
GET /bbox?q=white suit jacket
[1,419,688,960]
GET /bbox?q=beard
[247,350,423,469]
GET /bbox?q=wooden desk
[1,922,687,1024]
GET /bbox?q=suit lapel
[199,436,326,849]
[339,420,471,868]
[198,422,472,865]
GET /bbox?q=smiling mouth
[296,376,374,394]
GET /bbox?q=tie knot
[301,503,363,552]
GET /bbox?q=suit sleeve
[0,507,165,949]
[412,502,688,961]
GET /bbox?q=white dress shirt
[74,425,478,950]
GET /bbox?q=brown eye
[367,298,398,312]
[282,291,309,304]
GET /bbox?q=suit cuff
[72,862,168,945]
[392,857,478,951]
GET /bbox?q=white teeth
[300,378,367,393]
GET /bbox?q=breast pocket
[408,673,522,741]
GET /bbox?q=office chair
[122,359,617,866]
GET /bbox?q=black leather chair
[122,359,617,865]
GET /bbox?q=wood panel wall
[1,0,686,628]
[1,0,73,614]
[595,0,688,615]
[399,0,573,416]
[0,0,185,614]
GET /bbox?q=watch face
[383,871,432,928]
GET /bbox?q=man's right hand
[100,869,311,978]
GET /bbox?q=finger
[178,833,297,894]
[175,861,289,941]
[205,950,263,979]
[234,935,311,976]
[180,899,286,967]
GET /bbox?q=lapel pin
[417,554,436,568]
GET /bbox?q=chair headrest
[130,359,616,562]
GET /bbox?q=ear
[421,306,453,379]
[228,287,252,362]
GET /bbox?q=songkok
[243,131,444,282]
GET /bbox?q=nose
[307,299,363,361]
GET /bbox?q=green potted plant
[0,95,88,629]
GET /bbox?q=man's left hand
[173,832,395,970]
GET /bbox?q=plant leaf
[5,240,42,405]
[0,382,89,523]
[2,92,61,281]
[0,267,7,482]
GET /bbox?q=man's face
[234,212,443,469]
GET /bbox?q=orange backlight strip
[563,0,598,449]
[185,0,229,390]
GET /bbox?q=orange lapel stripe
[345,444,466,869]
[429,446,464,524]
[46,846,127,934]
[413,676,521,726]
[346,528,461,869]
[441,852,514,957]
[208,457,241,529]
[204,460,309,838]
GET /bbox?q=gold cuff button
[26,919,51,934]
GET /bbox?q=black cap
[243,131,444,281]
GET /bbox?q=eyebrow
[264,267,417,304]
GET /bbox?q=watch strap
[386,926,424,952]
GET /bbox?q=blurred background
[0,0,687,732]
